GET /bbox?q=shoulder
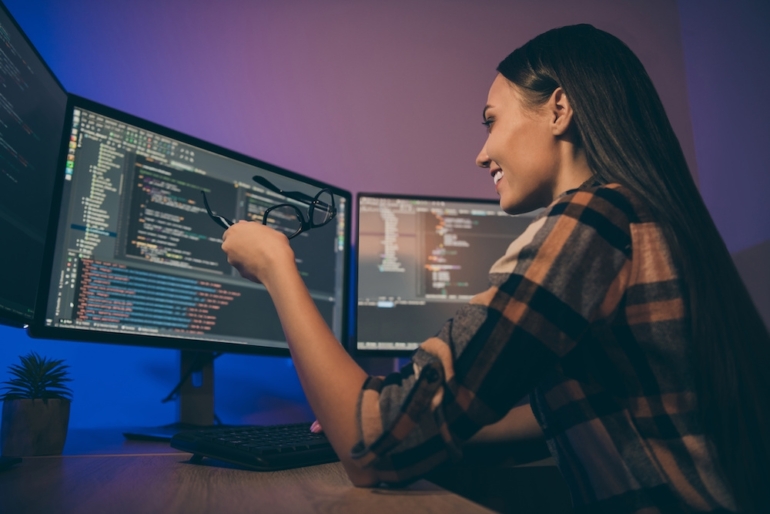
[515,182,643,257]
[488,182,639,279]
[542,182,647,230]
[525,182,663,255]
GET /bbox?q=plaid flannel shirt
[351,183,736,513]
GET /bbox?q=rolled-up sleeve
[351,185,634,484]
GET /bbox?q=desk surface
[0,428,495,514]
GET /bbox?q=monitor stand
[120,352,403,441]
[122,350,225,441]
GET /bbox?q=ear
[547,87,574,137]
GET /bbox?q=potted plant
[1,352,73,456]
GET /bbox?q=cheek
[489,123,527,168]
[487,134,514,169]
[507,129,552,175]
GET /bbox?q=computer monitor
[0,2,67,327]
[354,193,538,356]
[32,95,350,353]
[30,95,350,430]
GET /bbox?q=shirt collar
[557,176,603,198]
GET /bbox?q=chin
[500,186,551,215]
[500,196,540,216]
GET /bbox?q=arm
[312,398,544,444]
[468,403,543,444]
[342,186,633,480]
[223,186,633,485]
[221,221,378,486]
[313,401,546,468]
[463,403,551,467]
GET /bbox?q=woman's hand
[221,221,295,286]
[222,221,376,486]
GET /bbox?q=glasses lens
[263,204,303,238]
[311,190,335,227]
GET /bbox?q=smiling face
[476,74,569,214]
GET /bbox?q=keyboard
[170,422,338,471]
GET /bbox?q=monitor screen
[355,194,538,355]
[31,96,350,356]
[0,3,67,327]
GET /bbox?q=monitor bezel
[353,191,502,357]
[0,0,68,328]
[29,94,352,357]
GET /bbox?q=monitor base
[123,350,223,441]
[122,422,236,441]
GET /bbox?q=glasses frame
[257,175,337,239]
[201,190,234,230]
[201,176,337,240]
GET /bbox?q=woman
[222,24,768,513]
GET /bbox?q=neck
[553,142,593,197]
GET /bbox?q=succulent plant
[1,352,72,402]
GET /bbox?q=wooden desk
[0,428,494,513]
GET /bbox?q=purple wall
[4,0,697,200]
[677,0,770,327]
[0,0,707,428]
[678,0,770,254]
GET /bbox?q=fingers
[221,220,247,244]
[310,420,323,434]
[219,221,293,286]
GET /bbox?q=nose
[476,143,491,169]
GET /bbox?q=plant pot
[1,398,71,457]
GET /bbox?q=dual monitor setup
[0,3,537,431]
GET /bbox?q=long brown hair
[497,24,769,512]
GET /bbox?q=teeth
[493,171,504,185]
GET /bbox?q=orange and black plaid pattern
[351,183,736,513]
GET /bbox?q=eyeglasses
[201,176,336,240]
[201,190,235,230]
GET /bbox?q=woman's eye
[482,119,494,132]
